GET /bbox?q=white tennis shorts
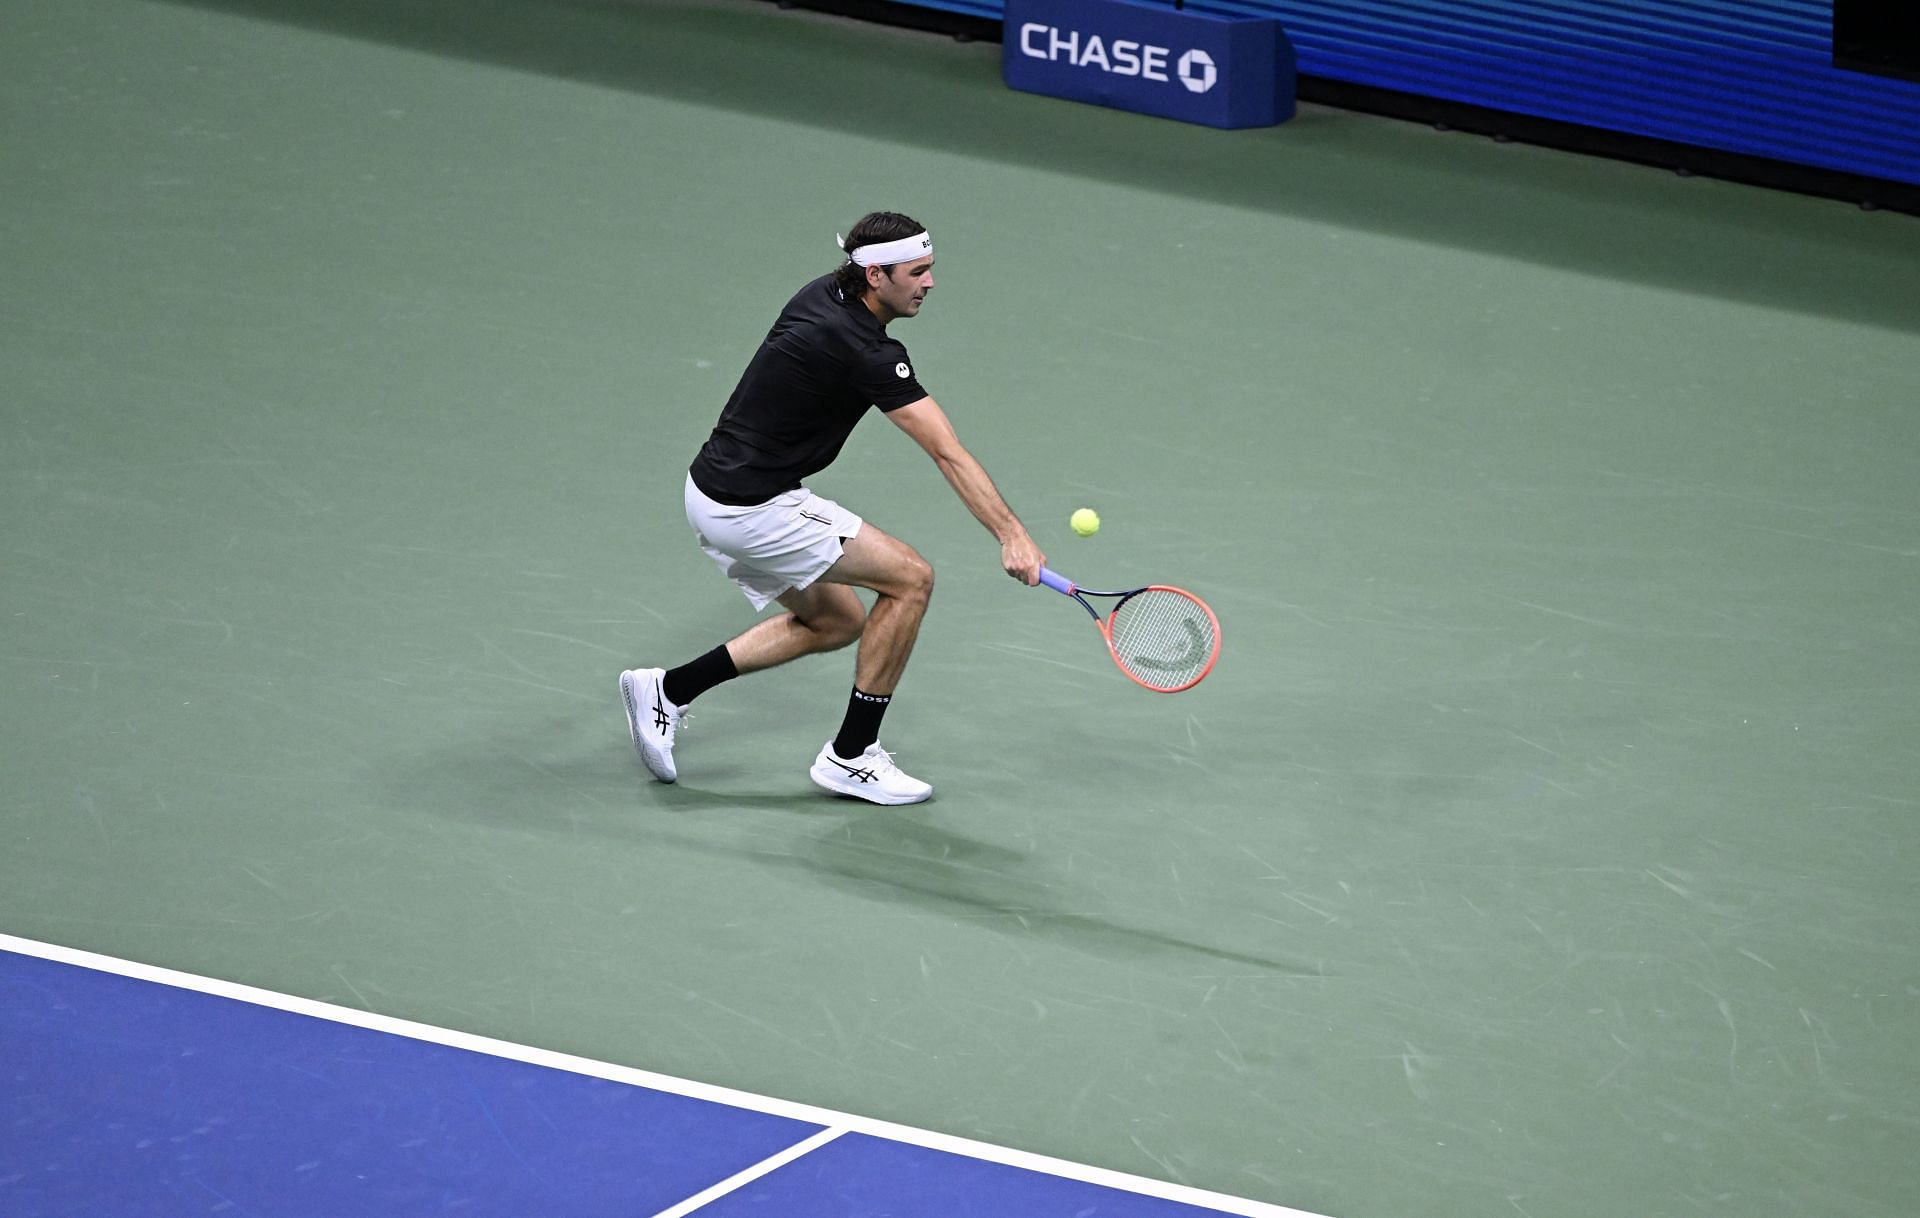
[684,474,863,611]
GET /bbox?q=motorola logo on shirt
[896,362,911,378]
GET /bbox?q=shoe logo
[828,756,879,783]
[650,681,671,731]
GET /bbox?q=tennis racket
[1038,566,1221,692]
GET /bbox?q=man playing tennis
[620,212,1045,805]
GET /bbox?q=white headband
[837,230,933,268]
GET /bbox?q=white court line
[0,932,1332,1218]
[646,1126,846,1218]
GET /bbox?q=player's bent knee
[910,554,935,595]
[830,528,934,606]
[893,557,934,608]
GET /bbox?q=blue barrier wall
[883,0,1920,187]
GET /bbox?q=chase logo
[1017,24,1214,93]
[1002,0,1295,131]
[1177,48,1216,94]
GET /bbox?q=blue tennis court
[2,937,1315,1216]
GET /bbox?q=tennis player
[620,212,1044,805]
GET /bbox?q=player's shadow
[785,814,1326,976]
[389,708,1319,974]
[386,710,844,825]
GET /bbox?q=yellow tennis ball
[1070,508,1100,537]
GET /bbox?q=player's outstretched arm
[887,396,1045,585]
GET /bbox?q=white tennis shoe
[809,741,932,806]
[619,668,683,783]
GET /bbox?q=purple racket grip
[1038,566,1075,595]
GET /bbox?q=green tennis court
[4,2,1917,1215]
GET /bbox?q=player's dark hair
[832,211,926,300]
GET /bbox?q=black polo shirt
[688,274,928,507]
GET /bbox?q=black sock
[661,645,738,707]
[832,687,891,760]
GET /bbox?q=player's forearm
[934,449,1029,543]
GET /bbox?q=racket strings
[1108,589,1217,690]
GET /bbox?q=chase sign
[1004,0,1295,129]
